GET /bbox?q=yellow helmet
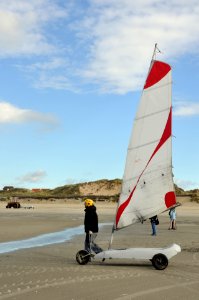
[84,199,94,207]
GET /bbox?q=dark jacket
[150,215,159,225]
[84,206,98,233]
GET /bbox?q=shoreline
[0,201,198,242]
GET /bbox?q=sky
[0,0,198,191]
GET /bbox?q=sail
[115,60,176,230]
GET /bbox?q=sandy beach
[0,200,199,300]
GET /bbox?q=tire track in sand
[0,265,142,299]
[114,280,199,300]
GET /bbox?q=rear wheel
[76,250,90,265]
[152,253,168,270]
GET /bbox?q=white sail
[115,59,176,230]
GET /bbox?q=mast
[146,43,161,78]
[151,43,161,61]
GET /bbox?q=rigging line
[151,43,161,61]
[156,44,161,54]
[135,107,170,121]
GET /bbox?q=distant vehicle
[6,201,21,209]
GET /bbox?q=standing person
[150,215,159,236]
[84,199,102,253]
[168,207,176,230]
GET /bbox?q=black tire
[151,253,168,270]
[76,250,90,265]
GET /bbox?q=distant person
[84,199,102,253]
[149,215,159,236]
[168,207,176,230]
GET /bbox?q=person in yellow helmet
[84,199,102,253]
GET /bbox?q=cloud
[34,73,79,92]
[174,178,199,191]
[74,0,199,93]
[0,101,58,129]
[65,178,90,185]
[26,58,68,71]
[17,170,47,183]
[2,1,199,93]
[0,0,67,56]
[173,102,199,117]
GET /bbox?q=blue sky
[0,0,198,191]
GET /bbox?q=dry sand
[0,201,199,300]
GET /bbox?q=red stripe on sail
[115,107,172,228]
[144,61,171,89]
[115,186,136,228]
[149,107,172,163]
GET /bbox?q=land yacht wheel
[76,250,90,265]
[151,253,168,270]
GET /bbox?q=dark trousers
[84,233,102,253]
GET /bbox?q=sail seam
[135,107,170,121]
[123,167,172,183]
[128,138,161,150]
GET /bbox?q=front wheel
[76,250,90,265]
[151,253,168,270]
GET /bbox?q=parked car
[6,201,21,209]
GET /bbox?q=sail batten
[123,169,172,185]
[115,58,175,230]
[135,107,170,121]
[128,138,161,150]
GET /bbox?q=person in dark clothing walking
[84,199,102,253]
[149,215,159,236]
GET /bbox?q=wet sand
[0,201,199,300]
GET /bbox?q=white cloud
[0,0,67,56]
[0,101,58,128]
[34,74,80,92]
[174,178,199,191]
[2,1,199,93]
[65,178,81,185]
[173,102,199,116]
[27,58,68,71]
[64,177,91,185]
[17,170,47,183]
[74,0,199,93]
